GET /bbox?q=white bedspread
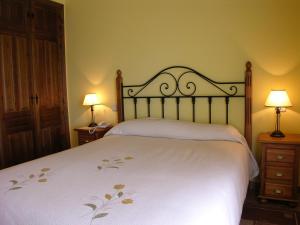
[0,134,254,225]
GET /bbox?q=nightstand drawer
[264,183,293,198]
[75,126,113,146]
[258,133,300,203]
[266,148,295,163]
[94,131,107,139]
[265,166,293,181]
[78,133,96,144]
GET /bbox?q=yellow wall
[64,0,300,155]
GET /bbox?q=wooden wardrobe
[0,0,70,169]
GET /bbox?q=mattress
[0,119,258,225]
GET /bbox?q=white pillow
[106,118,245,144]
[106,118,259,179]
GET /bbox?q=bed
[0,62,258,225]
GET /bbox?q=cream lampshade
[265,90,292,137]
[83,93,100,127]
[265,90,292,108]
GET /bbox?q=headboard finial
[246,61,252,72]
[116,69,122,80]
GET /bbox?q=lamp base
[88,122,98,127]
[270,130,285,138]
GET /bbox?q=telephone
[89,121,111,134]
[97,121,111,128]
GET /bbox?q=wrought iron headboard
[116,62,252,146]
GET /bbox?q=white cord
[89,127,97,134]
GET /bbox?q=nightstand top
[74,126,113,132]
[257,132,300,145]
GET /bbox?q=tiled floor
[241,206,298,225]
[240,187,299,225]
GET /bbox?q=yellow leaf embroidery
[41,168,50,172]
[9,187,22,191]
[10,180,18,185]
[38,179,47,182]
[93,213,108,219]
[124,156,133,160]
[39,173,45,177]
[122,199,133,204]
[113,184,125,190]
[105,194,112,200]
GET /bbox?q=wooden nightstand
[74,126,113,145]
[257,133,300,205]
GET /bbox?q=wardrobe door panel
[0,34,35,168]
[0,35,32,118]
[34,41,60,107]
[0,0,29,33]
[32,39,68,157]
[6,128,34,167]
[31,0,61,41]
[31,0,69,157]
[0,35,15,112]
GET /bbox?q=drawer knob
[274,189,282,194]
[277,155,284,160]
[85,140,89,143]
[276,172,283,177]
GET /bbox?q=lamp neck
[275,107,281,114]
[88,105,97,127]
[275,107,281,133]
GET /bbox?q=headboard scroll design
[116,62,253,147]
[124,66,244,98]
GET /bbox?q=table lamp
[83,93,100,127]
[265,90,292,137]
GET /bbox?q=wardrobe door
[0,0,29,33]
[0,0,36,168]
[31,0,69,157]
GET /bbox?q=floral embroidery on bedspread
[84,184,134,225]
[97,156,134,171]
[7,168,51,191]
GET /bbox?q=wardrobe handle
[274,189,282,194]
[276,172,283,177]
[277,155,284,160]
[35,95,38,104]
[30,95,39,104]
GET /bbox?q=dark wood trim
[258,133,300,145]
[57,3,70,148]
[116,69,124,123]
[245,61,252,148]
[28,0,39,157]
[0,45,3,168]
[31,0,64,7]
